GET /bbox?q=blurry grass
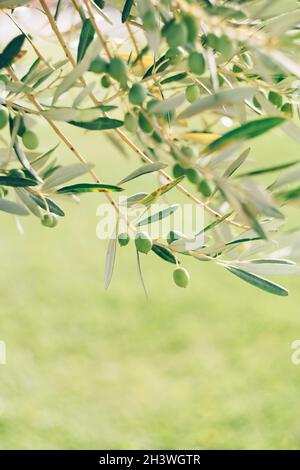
[1,123,300,449]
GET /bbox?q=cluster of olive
[117,230,190,288]
[0,107,39,150]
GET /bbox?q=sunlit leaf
[57,183,123,194]
[223,264,288,296]
[203,117,285,155]
[178,88,256,119]
[0,198,29,216]
[118,162,167,185]
[136,204,179,227]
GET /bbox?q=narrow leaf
[0,199,29,216]
[57,183,123,194]
[178,87,256,119]
[136,204,179,227]
[0,34,25,69]
[151,244,177,264]
[104,225,117,289]
[118,162,167,185]
[223,264,288,296]
[122,0,134,23]
[0,175,38,187]
[77,19,95,63]
[68,117,123,130]
[203,117,285,155]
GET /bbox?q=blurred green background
[1,116,300,450]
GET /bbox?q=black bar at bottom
[0,450,299,467]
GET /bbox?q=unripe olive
[22,130,39,150]
[101,74,111,88]
[206,33,219,50]
[198,179,212,197]
[182,15,198,44]
[108,57,127,82]
[173,267,190,288]
[129,83,147,106]
[166,22,188,48]
[142,10,158,30]
[188,51,205,75]
[118,232,130,247]
[135,231,152,254]
[186,168,200,184]
[89,56,108,74]
[9,168,25,178]
[138,112,152,133]
[41,213,58,228]
[216,35,233,59]
[281,102,293,117]
[124,112,138,133]
[181,146,197,158]
[173,163,185,178]
[167,230,183,245]
[186,84,200,103]
[165,47,183,65]
[0,108,8,130]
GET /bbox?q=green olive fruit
[129,83,147,106]
[135,231,152,254]
[101,74,111,88]
[9,168,25,178]
[173,163,185,178]
[138,112,152,133]
[173,267,190,288]
[108,57,127,82]
[124,112,138,133]
[188,51,205,75]
[216,35,233,59]
[22,130,39,150]
[41,213,58,228]
[165,47,183,65]
[142,10,158,30]
[0,108,8,130]
[185,84,200,103]
[281,102,293,117]
[166,22,188,48]
[198,179,212,197]
[186,168,200,184]
[181,146,197,158]
[118,233,130,247]
[206,33,219,50]
[167,230,183,245]
[89,56,108,74]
